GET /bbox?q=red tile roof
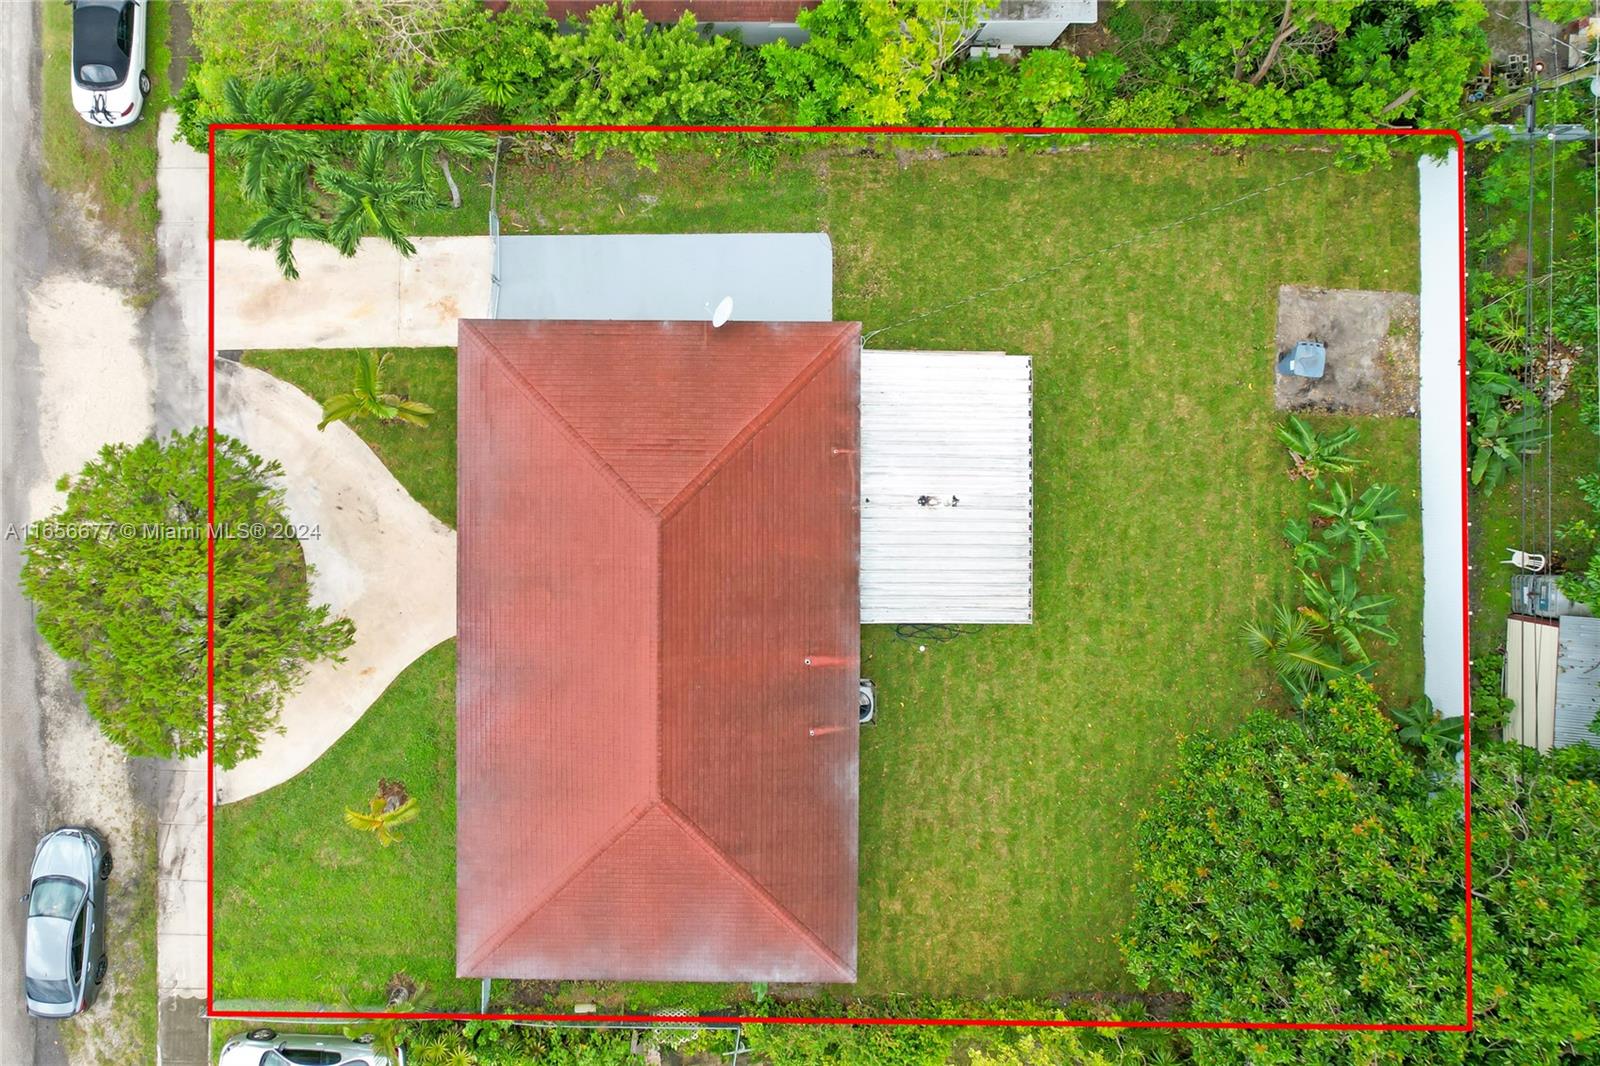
[456,319,860,983]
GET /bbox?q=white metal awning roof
[859,350,1034,624]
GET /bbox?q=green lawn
[212,641,477,1010]
[219,143,1426,1006]
[240,349,458,527]
[41,0,173,305]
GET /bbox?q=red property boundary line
[207,123,1473,1032]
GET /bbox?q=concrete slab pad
[1418,153,1467,719]
[399,236,493,337]
[1273,285,1420,417]
[215,236,491,350]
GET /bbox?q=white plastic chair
[1504,549,1547,573]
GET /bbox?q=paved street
[1,6,67,1062]
[1,6,208,1065]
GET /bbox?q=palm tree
[1276,414,1362,484]
[357,72,495,209]
[317,351,436,430]
[241,166,328,281]
[215,76,323,203]
[319,134,432,258]
[1310,481,1406,569]
[1243,603,1348,705]
[1297,565,1397,663]
[343,780,421,847]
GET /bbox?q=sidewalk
[154,110,210,1066]
[214,236,492,350]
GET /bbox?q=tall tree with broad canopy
[1121,677,1600,1063]
[20,430,354,767]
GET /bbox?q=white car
[69,0,150,128]
[217,1029,390,1066]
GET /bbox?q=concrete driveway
[213,362,457,803]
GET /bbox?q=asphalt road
[1,4,69,1063]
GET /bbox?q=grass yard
[41,0,173,305]
[240,348,458,527]
[212,641,478,1010]
[219,141,1426,1005]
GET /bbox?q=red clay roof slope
[456,319,861,983]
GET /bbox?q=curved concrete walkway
[213,361,456,803]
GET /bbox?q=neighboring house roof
[1504,615,1560,753]
[456,318,861,983]
[1555,615,1600,750]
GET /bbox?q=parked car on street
[21,826,110,1019]
[69,0,150,128]
[218,1029,390,1066]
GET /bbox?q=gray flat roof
[493,233,833,322]
[1557,615,1600,750]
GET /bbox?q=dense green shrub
[19,430,353,766]
[1123,675,1600,1063]
[177,0,1490,175]
[1121,678,1465,1062]
[741,998,1183,1065]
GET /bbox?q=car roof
[25,917,72,981]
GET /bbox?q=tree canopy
[1122,676,1600,1063]
[20,430,353,767]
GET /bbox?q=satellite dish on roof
[711,296,734,328]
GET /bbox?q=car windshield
[24,976,72,1005]
[28,877,84,919]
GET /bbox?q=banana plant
[1389,696,1463,761]
[1243,603,1349,706]
[1298,565,1397,662]
[1469,407,1548,496]
[1275,414,1362,484]
[1310,482,1406,569]
[1283,517,1334,570]
[318,351,437,430]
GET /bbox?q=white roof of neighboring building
[1504,616,1560,753]
[859,349,1033,624]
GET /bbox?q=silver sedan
[21,826,110,1019]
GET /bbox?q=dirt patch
[1272,285,1420,418]
[24,273,155,519]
